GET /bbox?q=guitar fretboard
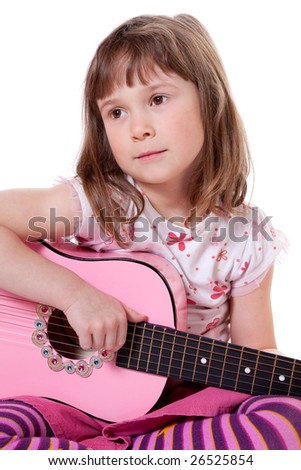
[116,322,301,397]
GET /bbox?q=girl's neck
[138,181,192,222]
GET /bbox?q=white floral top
[62,177,287,342]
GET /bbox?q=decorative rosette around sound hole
[32,304,114,378]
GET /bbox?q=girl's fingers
[91,334,106,351]
[101,330,117,353]
[79,331,94,351]
[91,320,124,352]
[104,317,128,352]
[114,323,127,352]
[124,305,148,323]
[73,302,147,353]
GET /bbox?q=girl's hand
[63,283,148,353]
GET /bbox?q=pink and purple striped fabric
[0,400,87,450]
[1,395,301,450]
[131,395,301,450]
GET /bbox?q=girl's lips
[136,150,166,160]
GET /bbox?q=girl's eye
[151,95,167,106]
[111,108,125,119]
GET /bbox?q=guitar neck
[116,322,301,397]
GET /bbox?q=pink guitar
[0,241,300,422]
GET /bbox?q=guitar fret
[219,342,228,388]
[271,356,294,395]
[290,360,301,396]
[205,340,215,385]
[250,350,260,394]
[156,327,166,375]
[135,325,164,375]
[164,329,188,380]
[234,348,244,391]
[192,336,201,382]
[203,342,241,389]
[288,359,296,395]
[127,323,137,369]
[136,325,146,371]
[178,334,188,380]
[268,354,277,394]
[145,324,156,373]
[238,349,258,394]
[167,329,176,377]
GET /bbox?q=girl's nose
[130,113,156,141]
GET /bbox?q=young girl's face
[97,68,204,193]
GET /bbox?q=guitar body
[0,241,187,422]
[1,241,300,422]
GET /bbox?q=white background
[0,0,300,358]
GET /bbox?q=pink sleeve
[55,177,111,251]
[231,267,270,296]
[54,176,83,236]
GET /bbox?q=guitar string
[0,328,84,351]
[0,319,83,351]
[1,328,300,394]
[0,306,298,370]
[116,351,301,394]
[0,304,296,364]
[117,339,301,393]
[1,302,299,395]
[0,307,298,369]
[0,296,299,367]
[124,329,301,384]
[126,324,301,363]
[1,310,300,379]
[1,323,300,393]
[1,307,301,383]
[121,334,301,388]
[1,323,297,394]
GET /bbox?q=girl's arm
[230,267,278,350]
[0,185,146,352]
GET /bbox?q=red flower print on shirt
[241,261,249,272]
[216,249,228,262]
[206,318,220,330]
[201,317,220,335]
[166,232,193,251]
[210,281,227,300]
[187,298,197,305]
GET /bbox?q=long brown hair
[76,14,251,246]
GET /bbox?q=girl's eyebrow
[98,81,178,111]
[147,81,178,91]
[98,98,116,112]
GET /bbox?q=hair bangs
[91,32,190,101]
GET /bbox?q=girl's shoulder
[216,203,288,290]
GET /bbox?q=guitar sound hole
[47,309,95,360]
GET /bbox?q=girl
[0,14,300,450]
